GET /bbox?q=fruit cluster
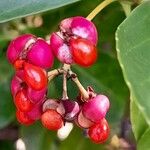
[7,16,110,144]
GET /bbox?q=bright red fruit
[16,110,34,125]
[24,62,47,90]
[14,59,25,70]
[70,38,97,67]
[41,109,63,130]
[88,119,110,144]
[15,89,33,112]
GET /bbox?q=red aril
[16,110,34,126]
[88,118,110,144]
[15,89,33,112]
[14,59,25,70]
[70,38,97,67]
[24,62,47,90]
[41,109,63,130]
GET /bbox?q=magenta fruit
[59,17,73,33]
[27,99,45,120]
[7,34,54,69]
[11,75,23,96]
[27,87,47,104]
[60,16,98,45]
[27,39,54,69]
[82,95,110,123]
[11,70,25,97]
[50,33,73,64]
[7,34,35,64]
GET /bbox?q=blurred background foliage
[0,0,140,149]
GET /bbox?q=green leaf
[130,97,149,141]
[116,1,150,126]
[116,1,150,147]
[137,128,150,150]
[0,56,15,129]
[0,0,79,23]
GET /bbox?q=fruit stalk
[62,66,69,100]
[68,70,89,101]
[86,0,116,21]
[48,64,89,101]
[48,68,63,81]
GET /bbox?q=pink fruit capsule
[7,34,54,69]
[61,99,80,121]
[15,70,24,81]
[82,95,110,123]
[27,39,54,69]
[60,16,98,45]
[11,75,22,96]
[27,87,47,104]
[27,99,45,120]
[59,18,73,33]
[50,33,73,64]
[11,70,25,96]
[76,110,94,128]
[7,34,35,64]
[42,99,60,112]
[71,16,98,45]
[42,99,65,116]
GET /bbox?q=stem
[48,68,63,82]
[62,64,70,100]
[47,64,89,101]
[72,77,89,101]
[68,70,89,101]
[86,0,116,21]
[120,1,132,17]
[62,72,68,100]
[48,69,62,77]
